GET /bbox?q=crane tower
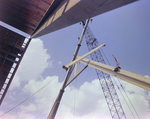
[82,21,126,119]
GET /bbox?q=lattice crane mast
[82,21,126,119]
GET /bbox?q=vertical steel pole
[47,19,90,119]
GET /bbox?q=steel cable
[117,79,141,119]
[0,69,64,117]
[101,48,140,119]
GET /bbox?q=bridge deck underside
[0,26,26,105]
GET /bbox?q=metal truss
[82,22,126,119]
[0,26,31,105]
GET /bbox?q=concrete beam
[78,56,150,91]
[32,0,137,37]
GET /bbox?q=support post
[47,19,90,119]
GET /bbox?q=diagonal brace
[65,64,88,88]
[63,43,105,70]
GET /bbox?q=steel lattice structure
[82,21,126,119]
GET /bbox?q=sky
[0,0,150,119]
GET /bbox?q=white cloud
[9,38,51,90]
[0,111,16,119]
[0,110,36,119]
[18,38,51,80]
[113,79,150,119]
[0,39,149,119]
[0,38,52,118]
[9,75,20,90]
[20,103,37,112]
[16,111,36,119]
[58,61,62,64]
[22,76,61,114]
[16,77,150,119]
[21,78,112,119]
[1,76,150,119]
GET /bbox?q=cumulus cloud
[58,61,62,64]
[21,78,112,119]
[20,103,37,112]
[18,38,51,80]
[113,79,150,119]
[1,78,150,119]
[0,38,149,119]
[9,75,20,90]
[0,110,36,119]
[0,38,52,118]
[23,76,62,114]
[15,77,150,119]
[9,38,51,90]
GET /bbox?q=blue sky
[0,0,150,119]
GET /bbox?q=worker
[112,54,121,72]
